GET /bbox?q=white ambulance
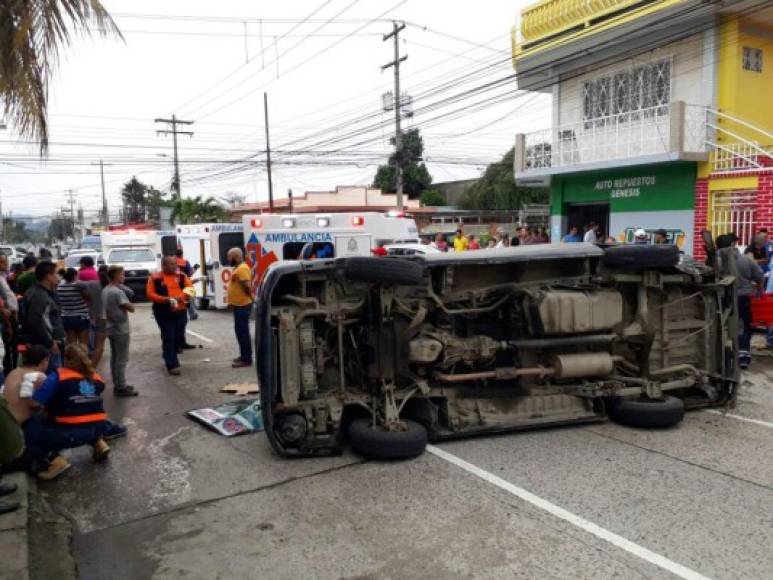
[242,212,419,286]
[101,229,177,291]
[175,223,244,309]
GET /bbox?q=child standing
[102,266,137,397]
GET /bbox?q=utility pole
[155,114,194,199]
[263,92,274,211]
[382,21,407,209]
[65,189,78,243]
[91,160,110,229]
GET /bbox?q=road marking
[186,329,213,344]
[426,445,712,580]
[704,409,773,429]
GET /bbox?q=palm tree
[121,176,148,223]
[170,196,229,225]
[0,0,122,153]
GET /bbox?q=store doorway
[567,203,610,239]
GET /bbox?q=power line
[154,115,194,198]
[174,0,342,115]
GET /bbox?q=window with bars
[710,190,756,246]
[582,59,671,127]
[743,47,763,73]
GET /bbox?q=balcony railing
[706,110,773,173]
[515,102,708,175]
[521,0,650,46]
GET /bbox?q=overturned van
[255,242,739,459]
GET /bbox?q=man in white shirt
[583,222,598,243]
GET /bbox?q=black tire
[342,257,424,286]
[348,418,428,459]
[601,244,680,270]
[607,396,685,429]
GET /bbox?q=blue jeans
[24,413,109,462]
[155,311,186,369]
[233,305,252,364]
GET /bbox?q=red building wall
[692,170,773,260]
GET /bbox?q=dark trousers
[155,311,186,369]
[738,295,752,359]
[24,413,109,462]
[176,310,189,347]
[2,329,17,375]
[233,305,253,363]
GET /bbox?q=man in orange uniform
[146,256,192,376]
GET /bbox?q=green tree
[0,1,122,153]
[47,216,74,242]
[121,176,150,223]
[457,148,548,210]
[1,218,31,243]
[146,186,168,225]
[419,189,446,207]
[170,196,229,225]
[373,129,433,199]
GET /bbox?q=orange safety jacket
[49,368,107,425]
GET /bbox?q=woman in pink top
[77,256,99,281]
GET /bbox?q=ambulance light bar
[251,218,263,228]
[316,217,330,227]
[282,217,296,228]
[351,216,364,226]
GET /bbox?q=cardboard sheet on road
[187,398,263,437]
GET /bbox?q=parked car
[0,245,23,265]
[64,249,103,270]
[384,243,441,256]
[256,243,740,459]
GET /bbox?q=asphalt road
[39,304,773,580]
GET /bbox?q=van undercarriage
[256,244,739,458]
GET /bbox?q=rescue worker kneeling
[25,344,116,476]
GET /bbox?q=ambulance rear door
[334,234,372,257]
[211,225,246,310]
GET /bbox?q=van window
[219,233,244,264]
[282,242,335,260]
[161,235,177,257]
[109,249,154,263]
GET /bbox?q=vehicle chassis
[256,245,739,457]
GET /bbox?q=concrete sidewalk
[0,472,30,580]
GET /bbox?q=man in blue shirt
[562,226,582,243]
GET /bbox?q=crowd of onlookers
[423,225,552,251]
[0,250,136,514]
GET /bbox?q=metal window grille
[710,190,756,245]
[582,59,671,127]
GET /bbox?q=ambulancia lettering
[264,232,333,243]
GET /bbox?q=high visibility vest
[49,368,107,425]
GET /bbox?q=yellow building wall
[717,17,773,147]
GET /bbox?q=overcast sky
[0,0,547,220]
